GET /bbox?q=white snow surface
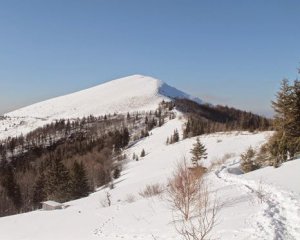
[5,75,202,119]
[1,113,299,240]
[243,160,300,195]
[0,74,201,140]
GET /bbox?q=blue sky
[0,0,299,116]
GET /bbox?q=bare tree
[100,191,112,207]
[166,159,219,240]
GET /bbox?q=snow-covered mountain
[6,74,202,119]
[0,74,202,140]
[1,74,300,240]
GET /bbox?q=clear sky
[0,0,299,116]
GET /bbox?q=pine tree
[290,80,300,137]
[71,161,90,199]
[183,120,191,139]
[270,78,300,161]
[113,168,121,179]
[1,165,22,211]
[240,147,259,172]
[140,149,146,157]
[32,171,47,207]
[45,158,71,202]
[159,117,164,127]
[272,79,294,133]
[190,138,207,167]
[173,129,179,143]
[122,127,130,147]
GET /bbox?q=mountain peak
[6,75,202,119]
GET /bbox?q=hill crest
[6,74,202,119]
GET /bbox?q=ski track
[215,160,300,240]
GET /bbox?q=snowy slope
[0,75,201,140]
[243,160,300,195]
[5,75,202,119]
[1,112,297,240]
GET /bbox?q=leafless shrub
[188,166,207,179]
[254,180,271,204]
[139,183,165,198]
[125,194,136,203]
[166,159,220,240]
[222,153,235,161]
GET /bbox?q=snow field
[2,113,297,240]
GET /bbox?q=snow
[0,76,299,239]
[0,74,202,140]
[216,159,300,239]
[243,159,300,195]
[1,112,298,240]
[5,75,202,119]
[0,116,53,140]
[42,201,64,207]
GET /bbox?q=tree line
[173,99,272,139]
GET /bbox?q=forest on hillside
[0,100,272,217]
[0,104,171,217]
[173,99,272,138]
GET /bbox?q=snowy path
[215,160,300,240]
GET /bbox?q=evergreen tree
[140,149,146,157]
[1,165,22,211]
[290,80,300,137]
[32,171,47,207]
[270,78,300,162]
[122,127,130,147]
[113,168,121,179]
[240,147,259,172]
[190,138,207,166]
[71,161,90,199]
[159,117,164,127]
[45,158,71,202]
[183,120,191,139]
[272,79,294,133]
[173,129,179,143]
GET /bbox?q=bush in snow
[240,147,260,173]
[139,183,164,198]
[125,194,136,203]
